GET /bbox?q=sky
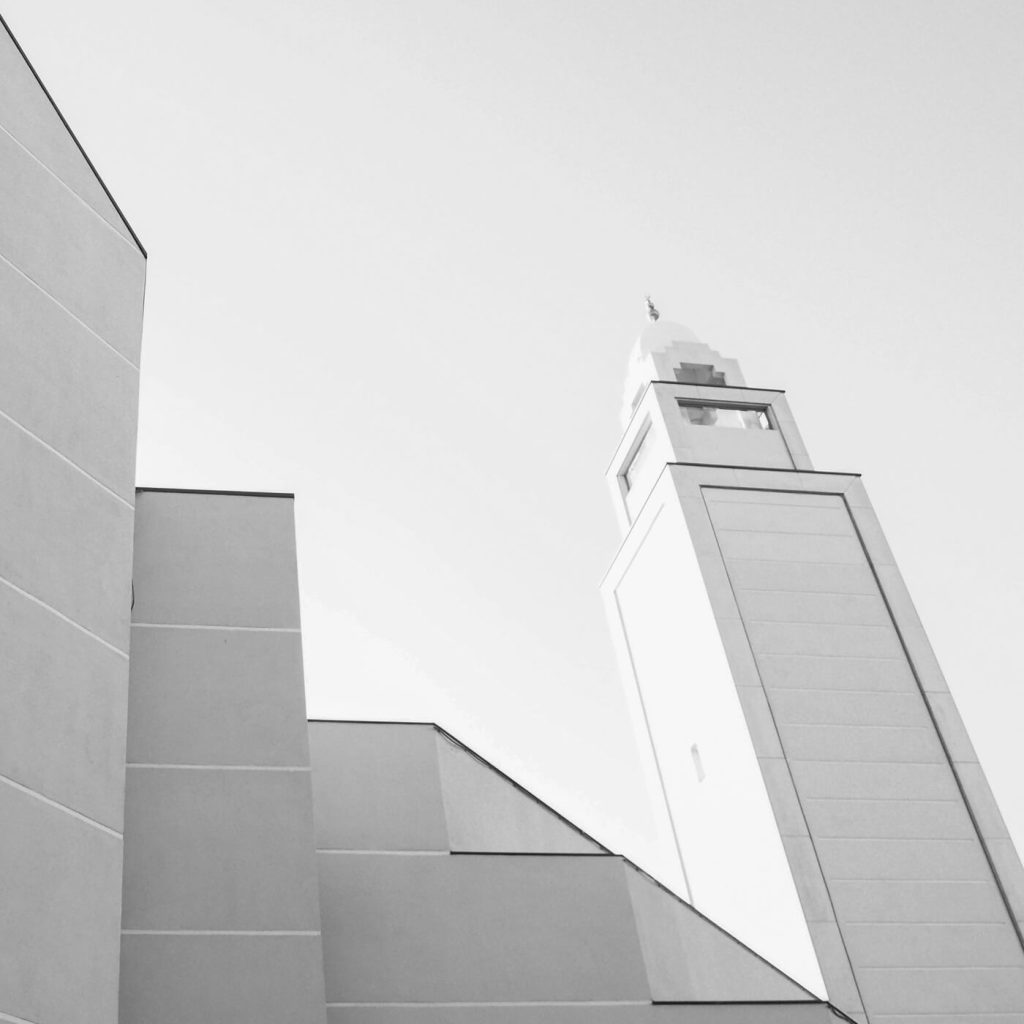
[7,0,1023,902]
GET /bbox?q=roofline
[136,486,295,499]
[0,12,147,258]
[307,717,834,1007]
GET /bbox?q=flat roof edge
[136,486,295,499]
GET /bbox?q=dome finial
[644,295,660,322]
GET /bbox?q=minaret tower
[601,310,1024,1021]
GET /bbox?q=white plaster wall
[605,479,824,995]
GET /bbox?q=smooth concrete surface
[0,582,128,829]
[119,935,327,1024]
[127,627,309,766]
[318,852,652,1004]
[0,125,144,363]
[0,21,145,1024]
[122,766,321,930]
[0,19,135,243]
[0,780,123,1024]
[625,869,813,1003]
[695,478,1024,1018]
[309,721,605,854]
[309,722,449,852]
[0,413,135,647]
[313,721,839,1017]
[0,257,139,499]
[121,491,325,1024]
[131,490,302,628]
[435,730,605,853]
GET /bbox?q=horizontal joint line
[130,623,300,632]
[127,763,310,772]
[122,930,320,936]
[325,1002,651,1008]
[317,849,448,856]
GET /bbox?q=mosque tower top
[620,311,745,428]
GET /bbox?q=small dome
[620,318,746,427]
[633,319,704,361]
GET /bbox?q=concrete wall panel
[318,853,650,1004]
[127,627,309,767]
[310,721,448,852]
[122,765,321,930]
[723,559,877,595]
[0,584,127,828]
[856,965,1024,1015]
[122,492,325,1024]
[699,483,1024,1020]
[435,731,604,854]
[756,654,915,692]
[736,590,889,625]
[0,782,122,1024]
[844,922,1024,968]
[776,723,944,763]
[801,798,975,840]
[625,867,815,1003]
[0,258,138,499]
[830,879,1010,923]
[793,758,946,808]
[0,128,143,361]
[119,935,326,1024]
[772,691,936,729]
[815,837,990,881]
[131,491,301,628]
[0,415,134,646]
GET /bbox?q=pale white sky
[9,0,1023,888]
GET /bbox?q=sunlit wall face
[605,475,824,995]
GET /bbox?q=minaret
[601,312,1024,1021]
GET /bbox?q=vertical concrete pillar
[120,490,326,1024]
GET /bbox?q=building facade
[603,318,1024,1020]
[1,14,1020,1024]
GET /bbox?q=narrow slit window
[622,427,655,493]
[691,743,706,782]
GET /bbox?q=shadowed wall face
[0,20,145,1024]
[309,721,833,1024]
[120,491,326,1024]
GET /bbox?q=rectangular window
[623,427,655,493]
[678,401,771,430]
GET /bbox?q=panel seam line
[0,769,121,837]
[0,572,128,658]
[0,406,133,508]
[0,122,138,250]
[0,251,139,370]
